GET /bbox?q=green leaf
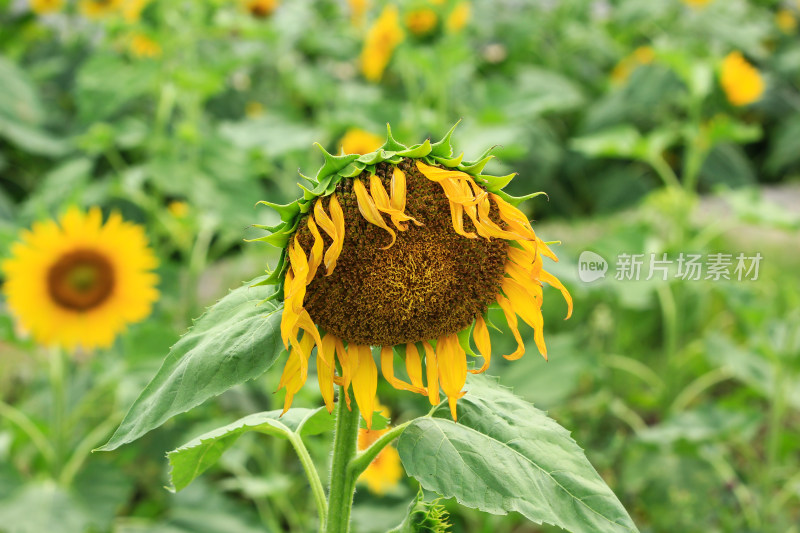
[397,375,638,533]
[167,407,334,492]
[98,277,284,451]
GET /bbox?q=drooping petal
[334,337,355,409]
[305,216,324,283]
[313,197,344,276]
[351,344,378,428]
[540,270,573,319]
[496,293,525,360]
[278,332,315,414]
[369,174,421,231]
[381,345,426,394]
[318,334,338,413]
[422,341,440,405]
[436,334,467,421]
[391,167,423,227]
[469,315,491,374]
[353,178,396,249]
[405,343,426,391]
[502,277,547,359]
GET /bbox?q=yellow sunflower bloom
[30,0,64,15]
[720,51,765,106]
[79,0,123,19]
[405,8,438,36]
[340,128,384,155]
[611,45,654,84]
[360,5,404,82]
[244,0,279,18]
[129,34,162,58]
[2,207,159,351]
[121,0,151,23]
[683,0,712,7]
[256,126,572,428]
[446,1,471,33]
[776,9,797,33]
[347,0,369,27]
[357,403,403,494]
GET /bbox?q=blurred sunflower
[683,0,712,7]
[357,403,402,494]
[446,1,470,32]
[256,125,572,427]
[121,0,150,23]
[611,45,655,84]
[720,51,764,106]
[2,207,159,351]
[244,0,279,18]
[80,0,122,19]
[129,33,162,58]
[340,128,384,155]
[360,5,404,82]
[347,0,369,27]
[776,9,797,33]
[30,0,64,15]
[405,8,438,36]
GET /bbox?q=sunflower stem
[325,388,361,533]
[49,347,67,483]
[347,420,411,480]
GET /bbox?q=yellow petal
[423,341,440,405]
[436,334,467,421]
[318,334,337,413]
[381,345,426,394]
[502,277,547,359]
[469,315,491,374]
[305,216,324,283]
[496,293,526,360]
[334,337,354,409]
[353,178,396,249]
[405,343,426,391]
[390,167,422,227]
[351,344,378,428]
[370,173,422,230]
[314,197,344,276]
[278,332,314,415]
[540,269,573,319]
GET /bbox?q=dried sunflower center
[48,249,115,311]
[296,159,508,346]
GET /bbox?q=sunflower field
[2,0,800,532]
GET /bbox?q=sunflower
[357,403,402,494]
[339,128,384,156]
[244,0,279,18]
[30,0,64,15]
[129,33,162,58]
[405,8,438,36]
[79,0,122,19]
[445,1,471,33]
[2,207,159,351]
[360,5,404,82]
[720,51,764,107]
[255,125,572,427]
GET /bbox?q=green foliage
[398,376,639,533]
[101,277,283,451]
[167,407,334,492]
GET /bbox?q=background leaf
[167,407,334,492]
[397,375,639,533]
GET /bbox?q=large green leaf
[167,407,334,492]
[99,277,283,451]
[397,375,638,533]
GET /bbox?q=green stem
[60,411,123,487]
[49,348,67,481]
[0,399,55,465]
[325,389,361,533]
[285,431,328,531]
[348,421,411,480]
[648,155,682,190]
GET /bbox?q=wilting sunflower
[2,207,159,351]
[255,125,571,427]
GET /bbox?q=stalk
[325,389,361,533]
